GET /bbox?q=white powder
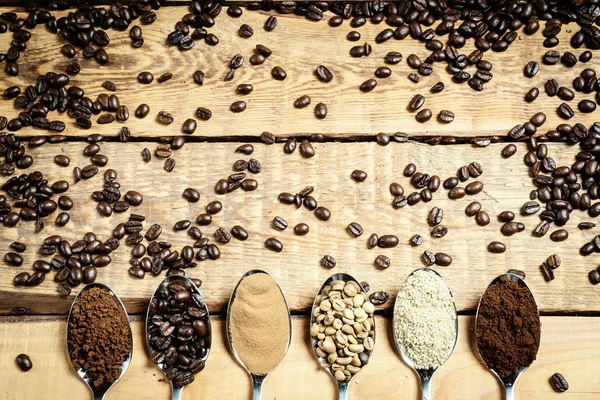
[393,269,457,370]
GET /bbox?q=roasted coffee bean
[5,252,23,267]
[550,229,568,242]
[541,263,555,282]
[206,201,222,215]
[360,79,377,92]
[501,222,525,236]
[314,103,327,119]
[378,235,398,248]
[375,67,391,79]
[314,206,331,221]
[235,144,254,155]
[374,255,391,269]
[428,207,443,226]
[545,79,559,96]
[238,24,253,38]
[434,253,452,266]
[351,170,367,183]
[443,177,458,189]
[415,109,432,123]
[369,291,389,306]
[293,223,309,236]
[578,100,596,113]
[135,104,150,119]
[367,234,379,249]
[525,88,539,102]
[230,101,246,113]
[448,187,466,199]
[543,51,560,65]
[557,103,574,119]
[524,61,539,77]
[264,237,283,252]
[137,71,154,84]
[384,51,402,64]
[550,373,569,393]
[589,270,600,284]
[409,234,422,247]
[195,107,212,121]
[315,65,333,83]
[157,111,174,125]
[475,211,490,226]
[321,255,336,269]
[272,216,288,231]
[498,211,515,222]
[465,201,482,217]
[347,31,361,42]
[408,73,420,83]
[347,222,363,237]
[431,225,448,238]
[438,110,455,123]
[271,66,287,81]
[488,241,506,253]
[557,87,574,101]
[264,16,277,31]
[54,155,70,167]
[293,95,311,109]
[408,94,425,111]
[15,354,32,371]
[299,140,315,158]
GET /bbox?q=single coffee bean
[550,229,568,242]
[182,119,196,134]
[438,110,455,123]
[351,170,367,183]
[299,140,315,158]
[347,222,363,237]
[294,223,309,236]
[498,211,515,222]
[578,100,596,113]
[135,104,150,119]
[271,66,287,81]
[428,207,443,226]
[272,216,288,231]
[137,71,153,84]
[264,237,283,252]
[542,51,560,65]
[15,354,32,371]
[314,103,327,119]
[264,16,277,31]
[321,255,336,269]
[238,24,253,38]
[369,291,390,306]
[195,107,212,121]
[423,250,436,266]
[408,94,425,111]
[431,225,448,239]
[525,87,539,102]
[314,206,331,221]
[5,252,23,266]
[410,234,423,247]
[475,211,490,226]
[434,252,452,266]
[378,235,399,248]
[501,222,525,236]
[415,109,432,123]
[384,51,402,64]
[465,202,482,217]
[448,187,466,199]
[206,201,222,215]
[374,255,391,269]
[545,79,559,96]
[375,67,391,79]
[550,373,569,393]
[524,61,539,77]
[589,270,600,284]
[156,111,174,125]
[465,181,484,195]
[230,101,246,113]
[294,95,311,109]
[557,87,574,101]
[488,241,506,253]
[360,79,377,92]
[315,65,333,83]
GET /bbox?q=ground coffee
[67,286,131,388]
[476,276,541,377]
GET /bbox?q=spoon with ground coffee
[393,268,458,400]
[146,276,212,400]
[310,273,376,400]
[227,270,292,400]
[66,283,133,400]
[475,273,541,400]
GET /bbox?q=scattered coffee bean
[15,354,32,372]
[488,242,506,253]
[320,255,336,269]
[265,238,283,252]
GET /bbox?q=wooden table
[0,4,599,399]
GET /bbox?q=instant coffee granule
[67,287,131,388]
[229,273,290,375]
[393,269,456,370]
[476,276,541,377]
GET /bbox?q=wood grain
[1,141,599,315]
[0,7,598,138]
[1,315,599,399]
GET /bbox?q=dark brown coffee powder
[67,287,131,388]
[476,276,541,377]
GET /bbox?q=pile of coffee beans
[148,278,211,388]
[92,169,143,217]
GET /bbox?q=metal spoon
[309,273,375,400]
[66,283,133,400]
[226,270,292,400]
[475,273,541,400]
[145,275,211,400]
[392,268,458,400]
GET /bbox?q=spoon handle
[93,393,105,400]
[338,383,349,400]
[504,384,515,400]
[171,385,183,400]
[421,376,432,400]
[252,375,266,400]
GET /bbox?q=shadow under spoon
[66,283,133,400]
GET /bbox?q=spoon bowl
[145,275,212,400]
[475,273,540,400]
[66,283,133,400]
[310,273,375,400]
[226,270,292,400]
[392,268,458,400]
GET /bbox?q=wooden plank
[0,315,599,399]
[1,141,599,315]
[0,8,598,138]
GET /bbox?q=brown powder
[67,287,132,388]
[476,276,541,377]
[229,273,290,375]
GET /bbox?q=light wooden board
[1,141,600,315]
[0,7,598,138]
[1,315,599,399]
